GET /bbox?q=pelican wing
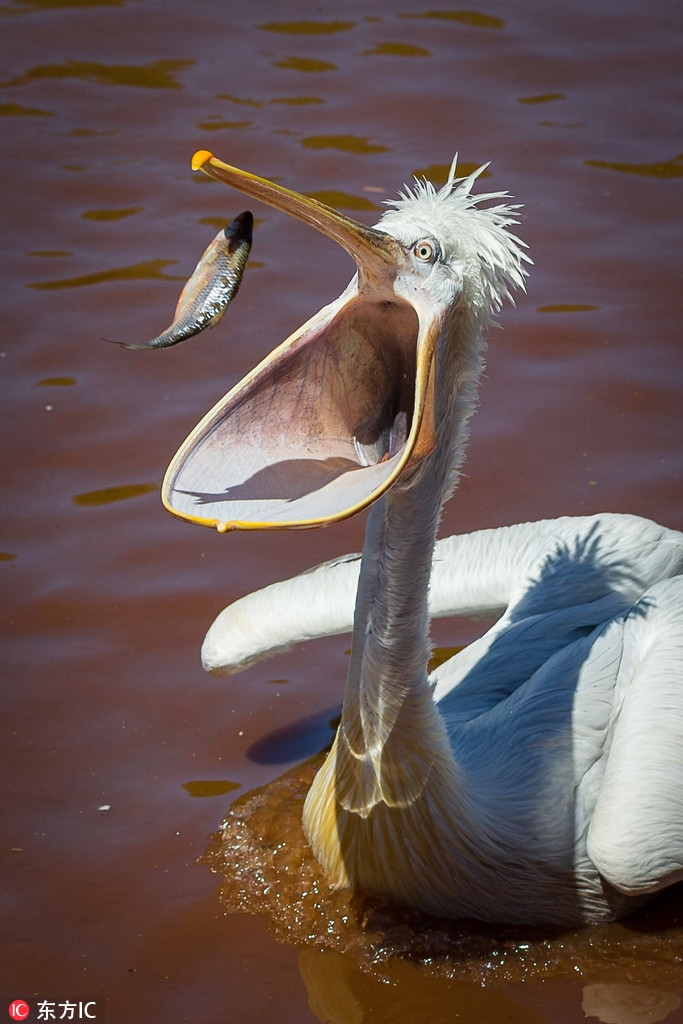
[200,514,683,677]
[586,574,683,894]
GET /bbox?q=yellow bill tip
[192,149,214,171]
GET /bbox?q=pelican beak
[161,151,440,532]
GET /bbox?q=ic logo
[8,1003,30,1021]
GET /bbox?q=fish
[109,210,253,350]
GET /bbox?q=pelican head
[162,151,529,533]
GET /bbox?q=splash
[200,751,683,986]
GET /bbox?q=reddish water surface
[1,1,682,1021]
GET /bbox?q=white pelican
[162,151,683,925]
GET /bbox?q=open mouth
[163,293,423,530]
[161,151,438,532]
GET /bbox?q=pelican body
[162,151,683,925]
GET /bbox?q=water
[1,1,682,1021]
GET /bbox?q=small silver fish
[110,210,253,350]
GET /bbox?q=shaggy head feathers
[377,157,531,318]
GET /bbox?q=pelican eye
[413,239,437,263]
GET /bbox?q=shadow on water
[245,704,340,765]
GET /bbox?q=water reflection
[34,376,76,386]
[182,780,241,798]
[305,190,381,211]
[413,162,491,183]
[300,948,552,1024]
[81,206,143,221]
[0,100,54,116]
[537,304,599,313]
[4,0,136,9]
[196,117,252,132]
[584,154,683,179]
[28,258,182,290]
[300,134,388,153]
[215,92,326,107]
[26,249,73,257]
[71,481,158,506]
[396,10,505,30]
[201,750,683,989]
[0,57,193,89]
[518,93,566,104]
[272,56,338,72]
[268,95,325,105]
[259,20,356,36]
[582,983,681,1024]
[362,43,431,57]
[300,957,683,1023]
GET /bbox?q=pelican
[162,151,683,925]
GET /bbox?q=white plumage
[202,514,683,923]
[164,152,683,925]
